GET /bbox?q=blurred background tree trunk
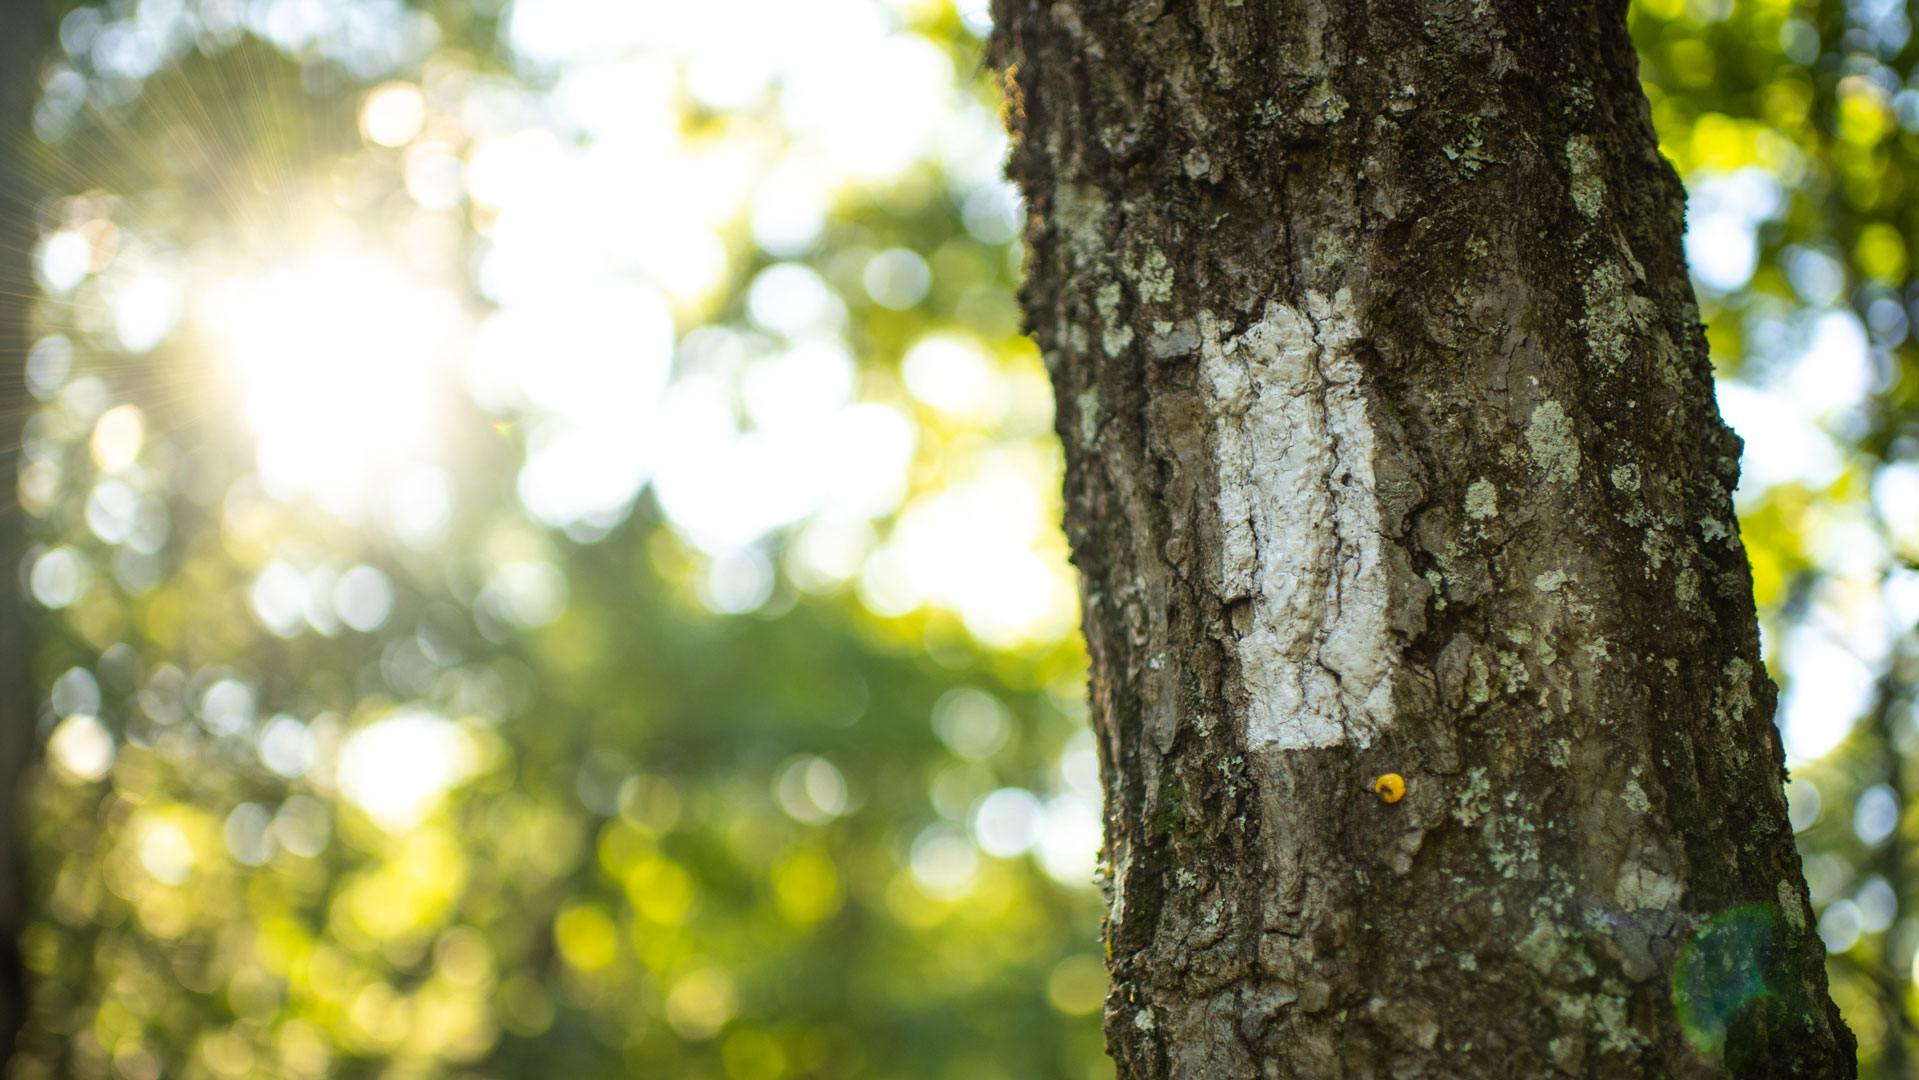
[993,0,1855,1074]
[0,2,53,1066]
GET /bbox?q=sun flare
[199,247,465,528]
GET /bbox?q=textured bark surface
[0,4,53,1067]
[991,1,1854,1075]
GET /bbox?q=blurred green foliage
[10,0,1919,1077]
[10,2,1103,1078]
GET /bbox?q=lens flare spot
[361,82,427,147]
[1671,904,1815,1064]
[89,404,145,472]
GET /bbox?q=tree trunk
[0,3,53,1067]
[990,1,1853,1075]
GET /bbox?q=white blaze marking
[1201,292,1394,749]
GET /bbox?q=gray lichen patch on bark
[1526,400,1582,485]
[994,0,1852,1075]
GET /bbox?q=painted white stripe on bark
[1202,291,1394,750]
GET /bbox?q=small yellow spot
[1372,773,1405,804]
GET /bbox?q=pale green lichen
[1442,129,1491,174]
[1517,923,1570,976]
[1484,813,1543,883]
[1466,653,1493,705]
[1778,879,1806,931]
[1698,515,1731,544]
[1566,135,1605,217]
[1550,1037,1582,1074]
[1465,478,1499,520]
[1497,650,1529,695]
[1055,184,1109,268]
[1300,78,1348,124]
[1097,281,1134,357]
[1489,840,1518,879]
[1719,659,1755,722]
[1307,233,1350,278]
[1534,569,1567,592]
[1454,767,1492,827]
[1641,527,1672,573]
[1076,389,1101,447]
[1609,464,1640,492]
[1066,322,1091,354]
[1556,986,1644,1055]
[1581,262,1637,369]
[1132,247,1174,304]
[1526,401,1580,484]
[1622,777,1651,815]
[1673,565,1701,610]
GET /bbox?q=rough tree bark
[991,1,1854,1075]
[0,2,54,1067]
